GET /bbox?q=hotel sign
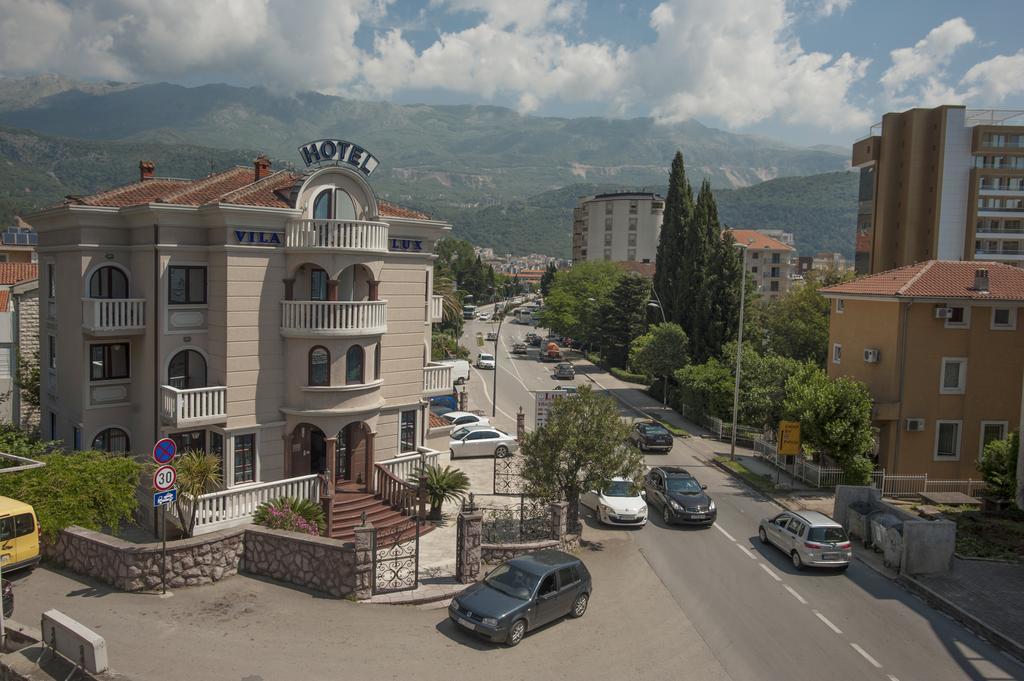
[298,139,380,176]
[389,238,424,253]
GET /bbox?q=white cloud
[816,0,852,17]
[880,17,975,104]
[431,0,582,31]
[960,50,1024,103]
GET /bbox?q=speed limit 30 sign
[153,465,177,492]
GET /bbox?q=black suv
[643,467,716,526]
[449,550,592,646]
[628,421,673,452]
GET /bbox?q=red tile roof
[0,263,37,285]
[428,413,447,429]
[822,261,1024,301]
[68,178,191,207]
[158,166,254,205]
[220,171,300,208]
[0,291,9,313]
[378,200,431,220]
[615,261,657,278]
[725,229,796,251]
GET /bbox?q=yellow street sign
[778,420,801,457]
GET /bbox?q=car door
[460,430,489,457]
[12,513,37,565]
[645,471,665,510]
[533,572,563,626]
[554,566,582,616]
[786,520,806,552]
[0,516,15,569]
[767,514,792,547]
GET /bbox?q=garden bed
[931,505,1024,563]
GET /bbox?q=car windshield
[442,413,463,424]
[480,354,494,361]
[485,564,540,600]
[603,480,635,497]
[666,477,702,493]
[808,526,848,543]
[451,427,472,440]
[641,424,669,436]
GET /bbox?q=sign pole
[161,504,167,595]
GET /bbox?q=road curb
[898,573,1024,663]
[705,457,774,504]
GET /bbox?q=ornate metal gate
[372,518,420,595]
[493,454,525,496]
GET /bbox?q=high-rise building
[725,229,796,300]
[852,105,1024,274]
[571,192,664,264]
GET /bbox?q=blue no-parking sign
[152,438,177,465]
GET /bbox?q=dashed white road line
[851,643,883,669]
[713,524,736,542]
[887,675,901,681]
[814,610,843,635]
[784,584,808,605]
[736,544,757,560]
[759,563,783,582]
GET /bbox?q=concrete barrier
[833,485,881,528]
[901,519,957,575]
[40,610,108,674]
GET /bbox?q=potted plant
[410,464,470,520]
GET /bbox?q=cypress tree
[678,180,717,348]
[654,151,693,323]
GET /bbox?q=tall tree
[629,322,689,404]
[597,274,651,368]
[678,180,715,342]
[539,262,557,297]
[654,151,694,323]
[696,227,744,363]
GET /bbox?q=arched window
[168,349,207,390]
[311,187,358,221]
[335,189,357,221]
[346,345,364,385]
[88,266,128,299]
[92,428,130,453]
[309,346,330,386]
[313,189,332,220]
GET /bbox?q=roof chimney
[139,160,155,182]
[974,268,990,293]
[254,155,271,181]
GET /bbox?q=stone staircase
[328,489,433,544]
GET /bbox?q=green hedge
[610,367,651,385]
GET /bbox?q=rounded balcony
[285,219,389,253]
[280,300,387,338]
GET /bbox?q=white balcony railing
[160,385,227,427]
[177,474,321,535]
[285,219,389,252]
[280,300,387,337]
[431,294,445,322]
[81,298,146,334]
[423,363,453,395]
[377,447,441,482]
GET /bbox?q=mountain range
[0,75,856,257]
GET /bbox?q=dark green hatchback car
[449,550,592,646]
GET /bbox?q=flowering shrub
[253,497,325,536]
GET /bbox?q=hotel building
[852,105,1024,274]
[571,192,665,264]
[28,145,453,539]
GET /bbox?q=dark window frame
[92,427,130,453]
[89,342,130,381]
[234,433,256,484]
[88,266,129,299]
[168,265,208,305]
[400,409,417,453]
[309,346,330,386]
[346,345,364,385]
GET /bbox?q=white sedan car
[449,426,518,459]
[477,352,496,369]
[440,411,491,428]
[580,477,648,527]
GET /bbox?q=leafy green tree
[538,261,623,346]
[783,365,876,477]
[678,180,715,344]
[0,450,140,540]
[597,274,650,368]
[756,270,853,366]
[697,228,745,363]
[629,323,688,404]
[539,262,558,297]
[654,151,694,323]
[519,385,643,530]
[978,432,1020,502]
[174,448,223,537]
[0,423,51,464]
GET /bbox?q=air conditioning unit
[905,418,925,432]
[863,348,880,363]
[935,306,953,319]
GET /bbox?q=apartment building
[28,148,453,525]
[852,105,1024,274]
[0,263,38,427]
[725,229,796,300]
[0,219,38,264]
[571,192,665,263]
[821,261,1024,479]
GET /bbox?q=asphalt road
[462,306,1024,681]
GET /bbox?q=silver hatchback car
[758,510,852,570]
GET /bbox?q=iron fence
[493,454,526,496]
[479,497,551,544]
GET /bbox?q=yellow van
[0,497,39,572]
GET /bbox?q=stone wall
[242,526,356,598]
[46,526,244,592]
[481,534,580,565]
[13,285,39,432]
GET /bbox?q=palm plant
[409,464,471,520]
[173,448,222,537]
[254,496,326,534]
[433,272,463,323]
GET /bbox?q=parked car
[439,359,471,386]
[2,579,11,618]
[441,411,490,428]
[643,467,716,526]
[580,477,648,526]
[758,510,852,570]
[628,421,673,452]
[511,342,528,355]
[553,362,575,379]
[449,549,591,646]
[524,332,539,343]
[551,385,578,394]
[477,353,496,369]
[0,496,40,572]
[449,427,518,459]
[528,335,543,347]
[477,312,491,321]
[485,331,498,341]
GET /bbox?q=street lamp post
[491,274,517,418]
[646,296,668,405]
[730,240,753,461]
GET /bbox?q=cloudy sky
[1,0,1022,146]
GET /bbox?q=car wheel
[455,377,465,385]
[663,505,672,525]
[837,564,850,572]
[758,527,768,544]
[507,619,527,647]
[449,448,456,460]
[570,593,589,618]
[495,445,510,458]
[791,551,804,571]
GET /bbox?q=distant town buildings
[812,252,853,273]
[852,105,1024,274]
[822,261,1024,479]
[1,219,38,263]
[571,192,665,264]
[725,229,796,300]
[755,229,795,247]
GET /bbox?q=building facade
[0,219,38,264]
[822,261,1024,479]
[725,229,797,300]
[0,263,39,428]
[852,105,1024,274]
[571,192,664,264]
[29,149,452,508]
